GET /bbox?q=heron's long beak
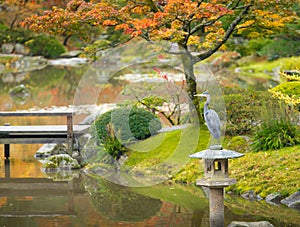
[194,94,205,97]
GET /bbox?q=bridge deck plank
[0,125,90,144]
[0,125,89,134]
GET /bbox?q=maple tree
[0,0,42,29]
[23,0,299,112]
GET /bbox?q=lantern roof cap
[189,148,244,160]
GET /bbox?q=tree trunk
[180,52,199,118]
[63,34,72,46]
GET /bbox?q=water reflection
[82,174,163,223]
[0,166,209,227]
[0,65,87,111]
[1,158,300,226]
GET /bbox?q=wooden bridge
[0,111,90,158]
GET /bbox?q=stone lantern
[190,147,244,227]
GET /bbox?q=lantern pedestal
[190,148,244,227]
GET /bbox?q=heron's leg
[209,137,222,150]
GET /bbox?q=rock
[77,133,92,150]
[272,66,281,82]
[79,113,97,125]
[60,50,83,58]
[288,200,300,210]
[234,67,242,73]
[1,43,14,54]
[14,43,30,55]
[42,168,79,181]
[281,191,300,210]
[11,56,48,72]
[0,63,5,73]
[42,154,80,170]
[0,54,48,72]
[1,72,14,83]
[35,144,55,158]
[48,57,88,66]
[35,143,67,158]
[228,221,274,227]
[241,190,263,201]
[15,72,27,82]
[9,84,31,104]
[9,84,30,96]
[265,193,283,205]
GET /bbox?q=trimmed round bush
[270,81,300,98]
[25,35,65,58]
[95,107,162,143]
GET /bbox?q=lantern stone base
[209,187,225,227]
[197,177,236,227]
[196,177,236,187]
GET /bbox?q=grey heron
[195,91,222,146]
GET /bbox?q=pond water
[0,65,300,227]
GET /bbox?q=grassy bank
[228,145,300,198]
[124,127,300,198]
[235,56,300,73]
[118,125,209,182]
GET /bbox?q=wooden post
[4,144,10,159]
[67,115,73,155]
[4,159,10,179]
[4,123,10,159]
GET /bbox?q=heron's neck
[204,96,210,113]
[204,102,209,113]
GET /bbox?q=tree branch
[227,0,243,10]
[192,4,253,64]
[190,15,223,36]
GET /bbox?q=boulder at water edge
[281,191,300,210]
[265,192,283,205]
[42,154,80,170]
[228,221,274,227]
[35,143,67,158]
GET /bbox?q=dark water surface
[1,161,300,227]
[0,65,299,227]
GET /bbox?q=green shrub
[25,35,65,58]
[226,37,272,57]
[258,39,300,60]
[223,88,271,135]
[95,107,162,143]
[247,38,272,55]
[269,80,300,111]
[102,123,127,160]
[0,26,34,44]
[0,23,9,31]
[252,119,300,151]
[270,81,300,97]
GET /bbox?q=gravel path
[158,124,190,132]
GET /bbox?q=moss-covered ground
[228,145,300,198]
[125,126,300,198]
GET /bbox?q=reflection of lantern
[190,148,243,227]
